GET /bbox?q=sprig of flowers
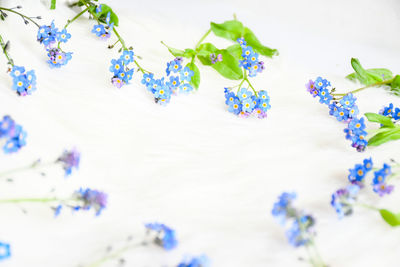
[0,187,107,216]
[331,158,400,227]
[149,16,277,107]
[0,115,27,154]
[82,223,178,267]
[177,255,210,267]
[0,148,80,178]
[0,242,11,261]
[0,6,40,95]
[272,192,326,267]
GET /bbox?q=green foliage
[346,58,392,86]
[243,27,278,57]
[211,49,243,80]
[187,62,200,89]
[367,127,400,146]
[50,0,56,10]
[364,113,395,128]
[95,4,119,26]
[380,209,400,227]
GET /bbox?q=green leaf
[346,58,393,85]
[379,209,400,227]
[211,49,243,80]
[95,4,119,26]
[183,49,196,58]
[161,41,186,57]
[187,62,200,89]
[243,27,278,58]
[50,0,56,9]
[364,112,395,128]
[367,127,400,146]
[196,43,218,65]
[210,20,244,42]
[389,75,400,96]
[226,44,242,60]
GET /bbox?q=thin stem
[0,161,55,178]
[245,78,258,97]
[0,7,40,28]
[0,33,13,66]
[85,242,143,267]
[63,6,90,29]
[355,202,380,211]
[0,197,59,204]
[331,79,394,97]
[195,28,211,50]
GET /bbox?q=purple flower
[210,53,223,64]
[331,185,360,219]
[57,148,80,176]
[73,188,108,216]
[373,183,394,197]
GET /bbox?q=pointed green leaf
[95,4,119,26]
[196,43,218,65]
[346,58,392,85]
[367,127,400,146]
[187,62,200,89]
[226,44,242,60]
[243,27,278,57]
[211,49,243,80]
[364,112,395,128]
[50,0,56,9]
[380,209,400,227]
[210,20,244,42]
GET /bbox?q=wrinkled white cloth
[0,0,400,266]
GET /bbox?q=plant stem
[64,6,90,29]
[245,77,258,97]
[195,28,211,50]
[331,79,394,97]
[0,197,59,204]
[0,7,40,28]
[85,242,143,267]
[0,161,55,178]
[355,202,380,211]
[0,33,13,66]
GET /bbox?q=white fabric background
[1,0,400,266]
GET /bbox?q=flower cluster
[56,148,80,176]
[177,255,210,267]
[272,192,316,247]
[224,87,271,118]
[9,65,36,96]
[331,158,397,219]
[37,21,72,68]
[0,242,11,261]
[0,115,27,154]
[145,222,178,250]
[237,37,264,77]
[91,7,113,40]
[380,103,400,121]
[109,50,135,88]
[141,57,194,105]
[306,77,366,151]
[73,188,108,216]
[210,53,222,64]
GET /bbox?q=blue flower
[120,50,134,64]
[339,93,356,108]
[167,76,180,89]
[331,185,360,219]
[237,88,252,101]
[0,116,15,138]
[154,85,171,99]
[2,123,27,154]
[73,188,108,216]
[372,170,386,185]
[37,22,58,46]
[10,66,25,78]
[57,29,71,43]
[318,89,332,105]
[348,163,367,183]
[237,37,247,47]
[47,49,72,68]
[12,76,28,93]
[382,103,394,117]
[228,98,242,115]
[373,182,394,197]
[333,107,349,122]
[92,24,106,37]
[109,59,123,75]
[363,158,373,172]
[0,242,11,261]
[54,204,63,217]
[348,117,366,134]
[272,192,297,223]
[241,98,255,113]
[314,77,330,90]
[141,73,154,86]
[145,223,178,250]
[177,255,210,267]
[393,107,400,120]
[179,83,193,94]
[57,148,80,176]
[286,215,314,247]
[348,105,359,118]
[169,59,182,74]
[180,67,194,82]
[26,70,36,84]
